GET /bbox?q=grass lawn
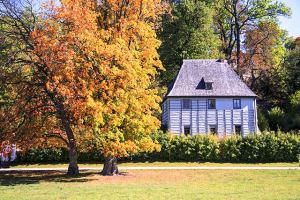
[0,170,299,200]
[11,161,299,168]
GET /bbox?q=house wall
[163,97,257,136]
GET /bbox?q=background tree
[242,21,287,90]
[215,0,290,74]
[284,37,300,95]
[286,90,300,130]
[255,37,300,131]
[158,0,221,86]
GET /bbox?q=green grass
[11,161,299,168]
[0,170,299,200]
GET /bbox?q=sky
[279,0,300,37]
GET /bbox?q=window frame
[183,125,191,136]
[209,125,217,135]
[234,125,242,136]
[233,99,241,109]
[182,99,191,109]
[208,99,216,109]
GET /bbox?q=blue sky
[279,0,300,37]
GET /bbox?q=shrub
[18,148,68,163]
[16,132,300,163]
[192,135,219,161]
[268,107,285,131]
[276,133,300,162]
[220,135,242,162]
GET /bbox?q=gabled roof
[166,59,256,97]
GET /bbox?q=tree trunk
[233,2,241,76]
[101,157,119,176]
[67,140,79,175]
[51,96,79,175]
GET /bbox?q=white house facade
[162,59,258,137]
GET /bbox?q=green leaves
[158,0,221,86]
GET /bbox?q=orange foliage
[22,0,164,157]
[242,21,282,72]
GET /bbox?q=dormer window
[196,78,213,90]
[205,82,213,90]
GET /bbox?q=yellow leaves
[27,0,167,159]
[138,137,161,153]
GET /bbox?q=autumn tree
[0,0,102,174]
[158,0,221,86]
[242,21,286,90]
[87,0,165,175]
[215,0,290,74]
[0,0,166,175]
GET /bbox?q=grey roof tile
[166,59,256,97]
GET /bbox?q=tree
[89,0,165,175]
[287,90,300,130]
[257,107,269,131]
[215,0,290,74]
[158,0,221,86]
[284,37,300,94]
[255,64,289,107]
[0,0,165,175]
[257,37,300,108]
[242,21,287,90]
[268,107,285,131]
[0,0,101,174]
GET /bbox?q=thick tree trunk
[67,140,79,175]
[101,157,119,176]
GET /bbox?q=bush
[268,107,285,131]
[16,132,300,163]
[220,135,242,162]
[18,148,68,163]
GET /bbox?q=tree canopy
[0,0,166,175]
[158,0,221,86]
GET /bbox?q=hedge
[16,132,300,163]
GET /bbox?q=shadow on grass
[0,171,98,186]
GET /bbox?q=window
[210,126,217,135]
[184,126,191,136]
[208,99,216,109]
[235,125,242,136]
[182,99,191,109]
[205,82,213,90]
[233,99,241,109]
